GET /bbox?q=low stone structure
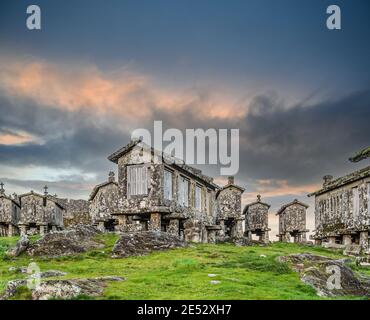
[276,199,309,243]
[216,176,245,240]
[308,166,370,252]
[89,171,119,231]
[107,139,244,243]
[243,195,270,243]
[0,183,21,236]
[18,187,65,236]
[58,198,91,228]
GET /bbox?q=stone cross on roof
[44,185,48,196]
[257,194,261,202]
[108,171,115,182]
[0,182,4,194]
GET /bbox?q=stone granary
[18,187,65,236]
[308,166,370,251]
[107,139,245,243]
[243,195,271,243]
[215,176,245,241]
[57,198,91,228]
[276,199,309,243]
[89,171,119,232]
[0,183,21,236]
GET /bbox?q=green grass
[0,235,368,300]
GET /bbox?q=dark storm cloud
[0,93,130,177]
[238,89,370,184]
[149,88,370,187]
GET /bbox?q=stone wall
[314,178,370,237]
[245,203,269,232]
[280,203,307,233]
[90,183,118,224]
[58,198,91,227]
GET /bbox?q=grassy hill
[0,234,369,300]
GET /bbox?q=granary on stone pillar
[89,171,119,232]
[308,164,370,252]
[276,199,309,243]
[107,139,221,243]
[215,176,245,240]
[243,195,271,243]
[18,187,65,236]
[0,182,21,237]
[56,198,91,228]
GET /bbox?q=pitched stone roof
[0,193,21,207]
[349,146,370,163]
[108,139,220,189]
[308,166,370,197]
[243,195,270,214]
[19,191,65,209]
[89,181,118,201]
[216,183,245,196]
[276,199,309,216]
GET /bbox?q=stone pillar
[218,220,225,239]
[315,239,322,246]
[262,231,269,244]
[301,232,307,242]
[359,231,369,251]
[148,213,161,232]
[328,236,336,245]
[285,232,291,243]
[115,215,127,231]
[97,221,105,232]
[293,234,299,243]
[51,225,57,232]
[343,234,352,246]
[8,224,14,237]
[167,219,179,236]
[39,225,47,237]
[245,230,252,240]
[234,218,244,239]
[19,224,27,236]
[207,229,217,244]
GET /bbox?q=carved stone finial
[108,171,115,182]
[228,176,234,185]
[0,182,4,194]
[257,194,261,202]
[323,175,333,187]
[44,185,49,196]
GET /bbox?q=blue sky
[0,0,369,237]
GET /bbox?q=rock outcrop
[6,235,29,257]
[1,276,124,300]
[112,231,185,258]
[279,253,370,297]
[27,225,103,257]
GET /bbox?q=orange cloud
[242,179,320,203]
[0,59,247,121]
[0,132,38,145]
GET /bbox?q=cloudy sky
[0,0,369,239]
